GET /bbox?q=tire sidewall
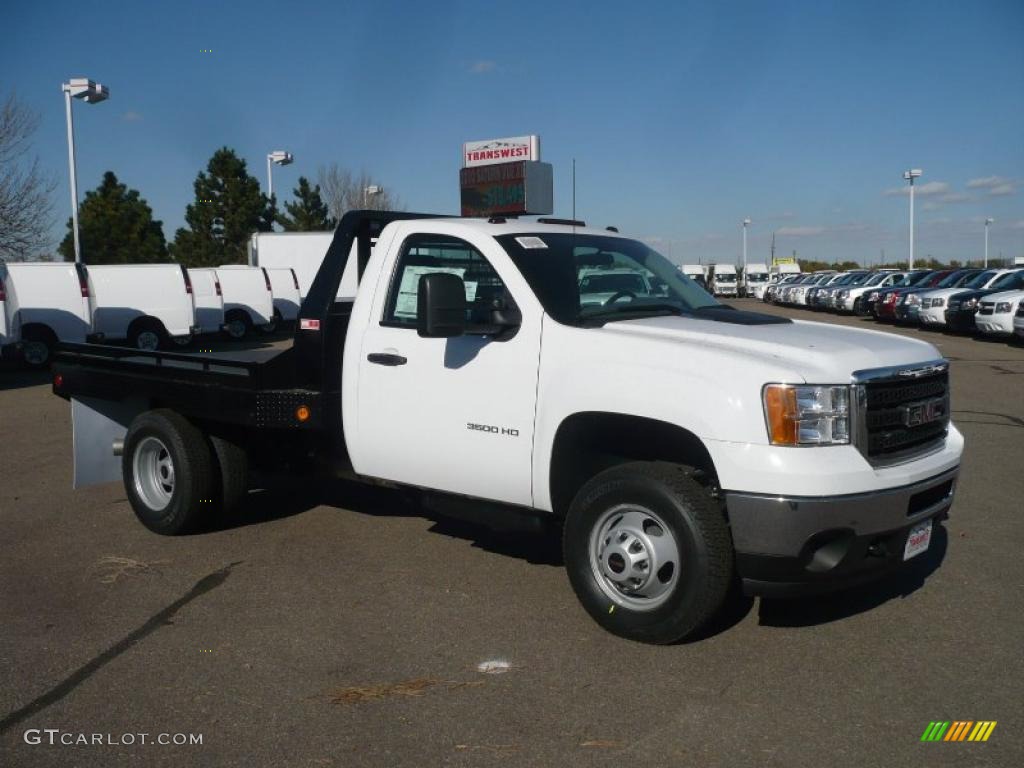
[565,471,720,643]
[124,418,199,534]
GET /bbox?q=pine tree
[58,171,167,263]
[170,147,273,267]
[277,176,336,231]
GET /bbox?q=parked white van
[709,264,738,296]
[262,267,301,330]
[742,263,770,298]
[85,264,197,351]
[185,268,225,337]
[249,232,334,299]
[215,265,274,339]
[0,261,91,367]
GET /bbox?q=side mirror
[417,272,466,338]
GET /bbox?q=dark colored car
[864,270,932,317]
[876,271,950,320]
[893,269,982,324]
[944,270,1024,332]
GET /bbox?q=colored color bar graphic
[921,721,996,742]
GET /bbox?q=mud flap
[71,396,145,489]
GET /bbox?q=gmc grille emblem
[902,397,947,427]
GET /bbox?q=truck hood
[602,314,941,382]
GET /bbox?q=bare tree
[317,162,402,223]
[0,92,55,261]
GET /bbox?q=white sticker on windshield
[515,236,547,249]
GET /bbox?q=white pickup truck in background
[53,212,963,644]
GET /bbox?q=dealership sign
[463,135,540,168]
[459,160,553,217]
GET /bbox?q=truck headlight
[868,291,880,301]
[931,297,945,308]
[906,294,921,305]
[763,384,851,446]
[995,302,1012,313]
[963,297,978,310]
[838,290,849,298]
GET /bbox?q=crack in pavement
[0,561,243,734]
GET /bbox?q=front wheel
[563,462,733,644]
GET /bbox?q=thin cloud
[937,192,971,203]
[883,181,950,197]
[468,60,497,74]
[1009,220,1024,230]
[967,176,1017,196]
[121,110,143,122]
[776,226,825,236]
[966,175,1009,188]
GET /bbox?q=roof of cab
[391,216,627,240]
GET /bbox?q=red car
[875,271,952,320]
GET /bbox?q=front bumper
[894,304,921,323]
[974,315,1014,335]
[944,309,978,332]
[727,466,958,597]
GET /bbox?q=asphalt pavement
[1,304,1021,767]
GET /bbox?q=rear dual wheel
[123,409,248,535]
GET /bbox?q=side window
[383,234,508,327]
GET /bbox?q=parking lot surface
[1,305,1022,767]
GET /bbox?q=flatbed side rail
[53,342,261,378]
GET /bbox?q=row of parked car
[762,265,1024,342]
[0,262,302,368]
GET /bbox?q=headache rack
[850,360,950,466]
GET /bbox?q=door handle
[367,352,407,366]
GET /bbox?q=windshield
[897,271,931,287]
[864,273,888,286]
[990,271,1024,291]
[933,271,966,289]
[967,270,997,288]
[498,233,720,325]
[747,272,769,281]
[715,272,736,282]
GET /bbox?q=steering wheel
[604,290,637,306]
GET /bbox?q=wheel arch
[547,411,719,517]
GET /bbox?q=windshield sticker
[515,236,547,249]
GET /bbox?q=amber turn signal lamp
[763,385,798,445]
[295,405,311,423]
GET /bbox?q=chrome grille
[852,361,950,465]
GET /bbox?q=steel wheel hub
[133,436,174,511]
[23,341,48,366]
[137,331,160,350]
[590,505,680,611]
[227,320,245,338]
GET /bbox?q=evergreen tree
[277,176,336,231]
[170,147,273,267]
[58,171,167,263]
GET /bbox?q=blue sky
[5,0,1023,265]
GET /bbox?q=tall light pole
[741,218,751,270]
[903,169,922,270]
[266,150,293,201]
[62,78,109,263]
[984,218,994,268]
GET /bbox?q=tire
[21,326,56,369]
[210,434,249,515]
[563,461,733,644]
[224,311,251,340]
[258,309,282,335]
[128,320,166,351]
[123,409,215,535]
